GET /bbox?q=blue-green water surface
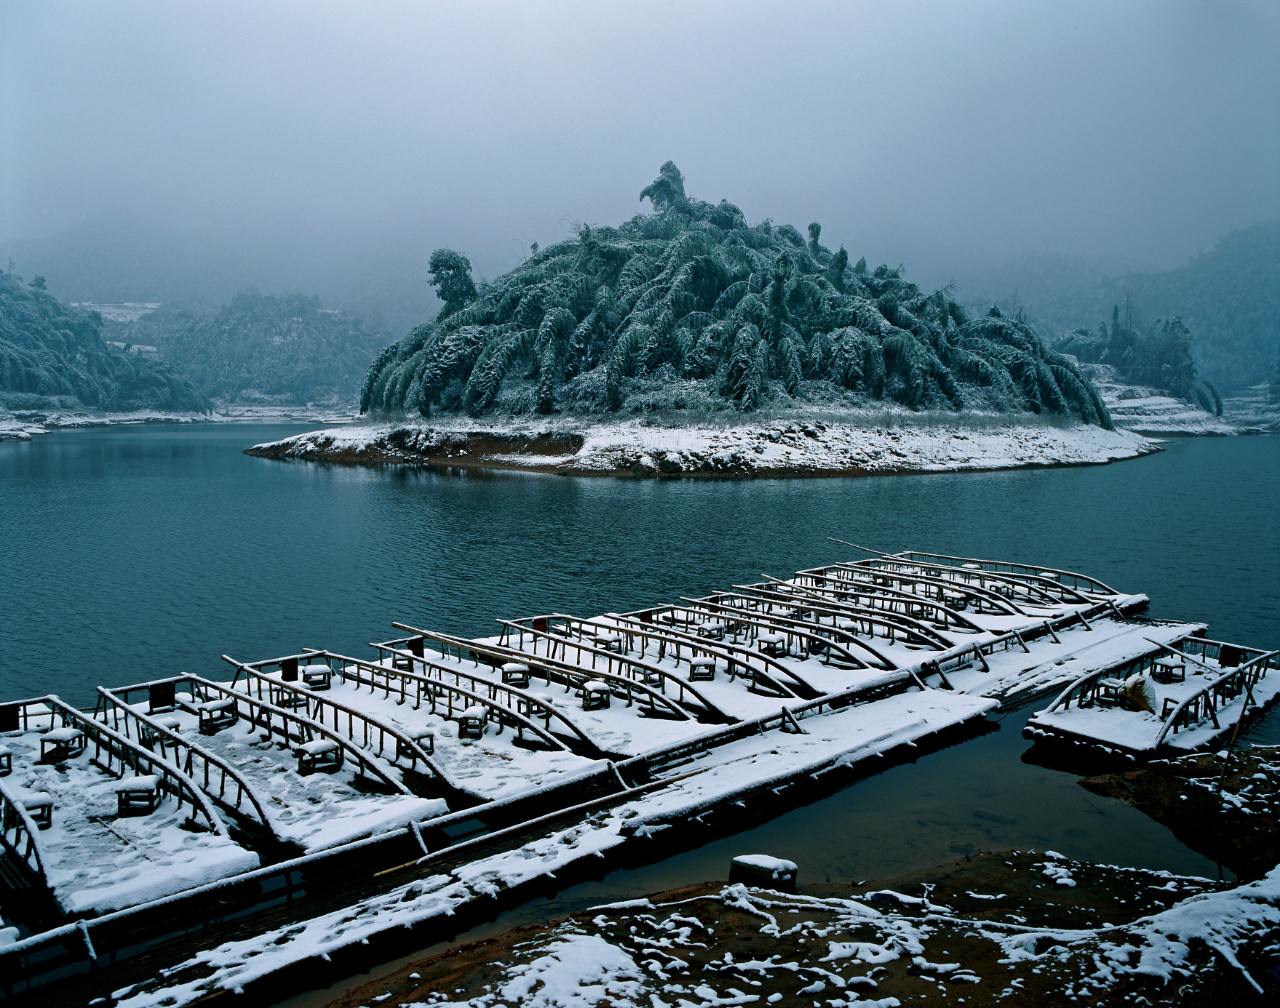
[2,425,1278,896]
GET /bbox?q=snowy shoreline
[0,403,358,441]
[246,412,1158,478]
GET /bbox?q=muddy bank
[324,850,1278,1007]
[246,416,1156,479]
[1082,746,1280,880]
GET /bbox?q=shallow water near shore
[3,424,1279,984]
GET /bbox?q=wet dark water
[3,425,1279,922]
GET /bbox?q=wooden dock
[1025,634,1280,756]
[0,545,1235,1006]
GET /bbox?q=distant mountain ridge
[0,273,209,413]
[969,221,1280,390]
[0,215,439,335]
[104,292,391,405]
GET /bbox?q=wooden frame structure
[683,590,929,666]
[504,612,812,698]
[776,572,988,634]
[95,685,278,844]
[302,649,575,754]
[893,548,1121,596]
[843,550,1095,608]
[223,655,463,785]
[799,563,1030,616]
[161,674,410,797]
[396,623,711,723]
[366,639,604,756]
[1032,637,1279,754]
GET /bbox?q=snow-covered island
[246,412,1155,478]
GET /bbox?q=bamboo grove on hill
[361,164,1111,427]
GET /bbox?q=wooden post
[148,682,176,714]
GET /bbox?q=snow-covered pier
[1025,635,1280,756]
[0,546,1248,1005]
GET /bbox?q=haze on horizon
[3,0,1278,299]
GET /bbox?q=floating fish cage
[4,544,1257,1005]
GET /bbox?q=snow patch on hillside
[1082,364,1238,436]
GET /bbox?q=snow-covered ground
[1082,364,1239,436]
[248,412,1155,478]
[314,856,1280,1008]
[0,721,259,914]
[0,403,358,441]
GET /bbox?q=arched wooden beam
[235,652,566,759]
[752,570,983,634]
[400,623,712,723]
[96,684,277,840]
[0,778,48,886]
[679,595,898,671]
[1151,649,1278,749]
[209,667,409,795]
[857,556,1088,607]
[48,695,231,837]
[831,540,1093,606]
[727,583,957,650]
[358,643,604,757]
[538,611,811,699]
[803,563,1028,616]
[778,571,987,633]
[896,549,1119,596]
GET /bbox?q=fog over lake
[4,0,1278,296]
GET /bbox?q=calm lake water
[3,424,1279,916]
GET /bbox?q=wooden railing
[896,549,1120,596]
[0,778,47,886]
[515,611,806,698]
[675,594,897,670]
[31,695,230,836]
[727,581,963,647]
[299,649,571,754]
[852,556,1088,607]
[402,624,706,722]
[368,639,602,755]
[223,654,464,783]
[1033,637,1279,753]
[1151,649,1279,748]
[95,684,276,839]
[781,572,989,633]
[798,564,1028,616]
[177,675,410,796]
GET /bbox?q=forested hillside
[108,293,390,404]
[1056,309,1223,416]
[972,222,1280,390]
[0,273,208,413]
[0,216,438,335]
[361,164,1111,427]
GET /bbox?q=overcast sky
[3,0,1278,290]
